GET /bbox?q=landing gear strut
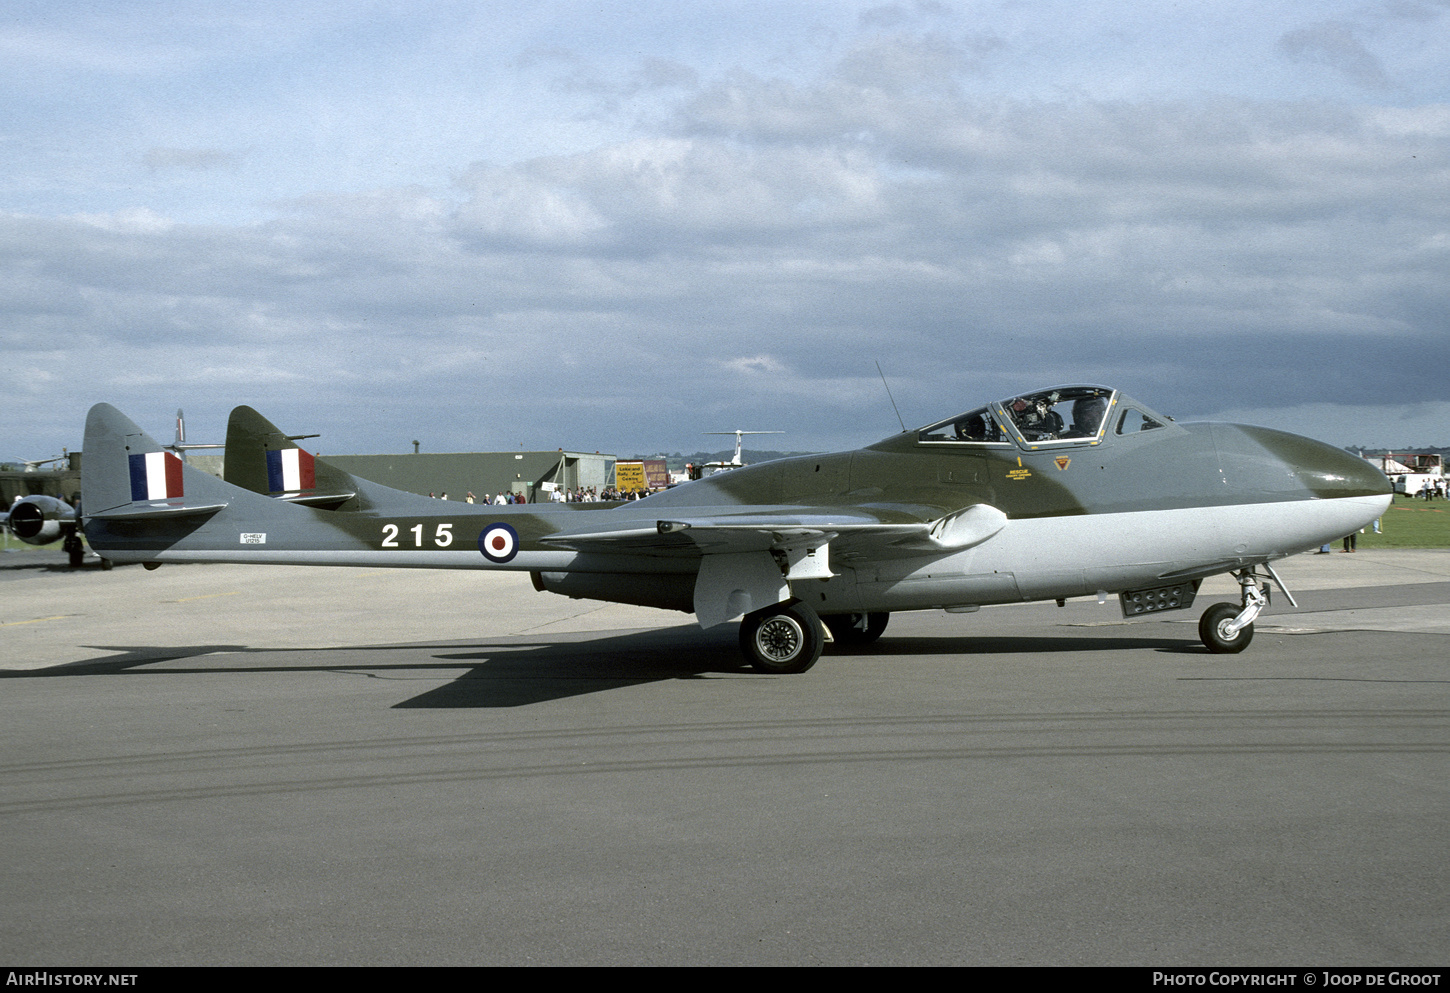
[63,533,85,568]
[1198,566,1288,654]
[823,612,890,649]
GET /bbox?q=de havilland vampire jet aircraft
[3,456,86,567]
[79,386,1390,673]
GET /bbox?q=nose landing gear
[1198,564,1296,654]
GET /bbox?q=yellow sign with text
[615,462,647,491]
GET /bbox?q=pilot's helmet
[1072,395,1107,431]
[956,414,988,440]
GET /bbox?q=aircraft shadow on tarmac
[0,625,746,708]
[0,556,117,577]
[2,623,1203,708]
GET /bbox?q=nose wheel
[1199,601,1254,653]
[1199,567,1280,654]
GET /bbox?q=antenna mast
[876,361,906,432]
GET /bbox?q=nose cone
[1216,424,1391,500]
[1207,424,1391,553]
[1295,440,1394,499]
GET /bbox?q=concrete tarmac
[1,548,1446,965]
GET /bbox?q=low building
[322,450,616,503]
[1,454,82,507]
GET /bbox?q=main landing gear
[1198,566,1291,654]
[823,612,890,649]
[739,600,825,674]
[737,605,893,673]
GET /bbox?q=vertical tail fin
[82,403,181,516]
[81,403,228,520]
[224,406,359,510]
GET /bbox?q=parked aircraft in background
[694,430,784,477]
[2,456,86,566]
[165,408,225,459]
[2,494,83,566]
[79,385,1390,672]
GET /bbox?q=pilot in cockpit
[955,411,995,441]
[1065,395,1108,438]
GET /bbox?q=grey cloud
[859,2,953,30]
[1277,21,1392,91]
[837,32,1003,94]
[860,4,912,31]
[626,58,700,95]
[6,72,1449,456]
[1379,1,1446,23]
[143,147,246,172]
[513,49,698,104]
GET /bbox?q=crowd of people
[548,486,652,502]
[425,486,656,504]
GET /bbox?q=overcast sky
[4,0,1448,460]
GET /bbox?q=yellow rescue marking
[1055,456,1071,471]
[170,592,241,603]
[0,615,71,627]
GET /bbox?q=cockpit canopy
[917,385,1170,449]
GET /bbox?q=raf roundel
[478,522,520,563]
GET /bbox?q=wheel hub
[756,616,804,662]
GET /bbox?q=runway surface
[2,548,1447,965]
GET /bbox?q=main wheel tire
[739,601,824,674]
[824,612,890,649]
[1199,602,1254,654]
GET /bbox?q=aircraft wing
[537,505,1007,630]
[536,511,879,630]
[538,504,1006,558]
[539,512,901,555]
